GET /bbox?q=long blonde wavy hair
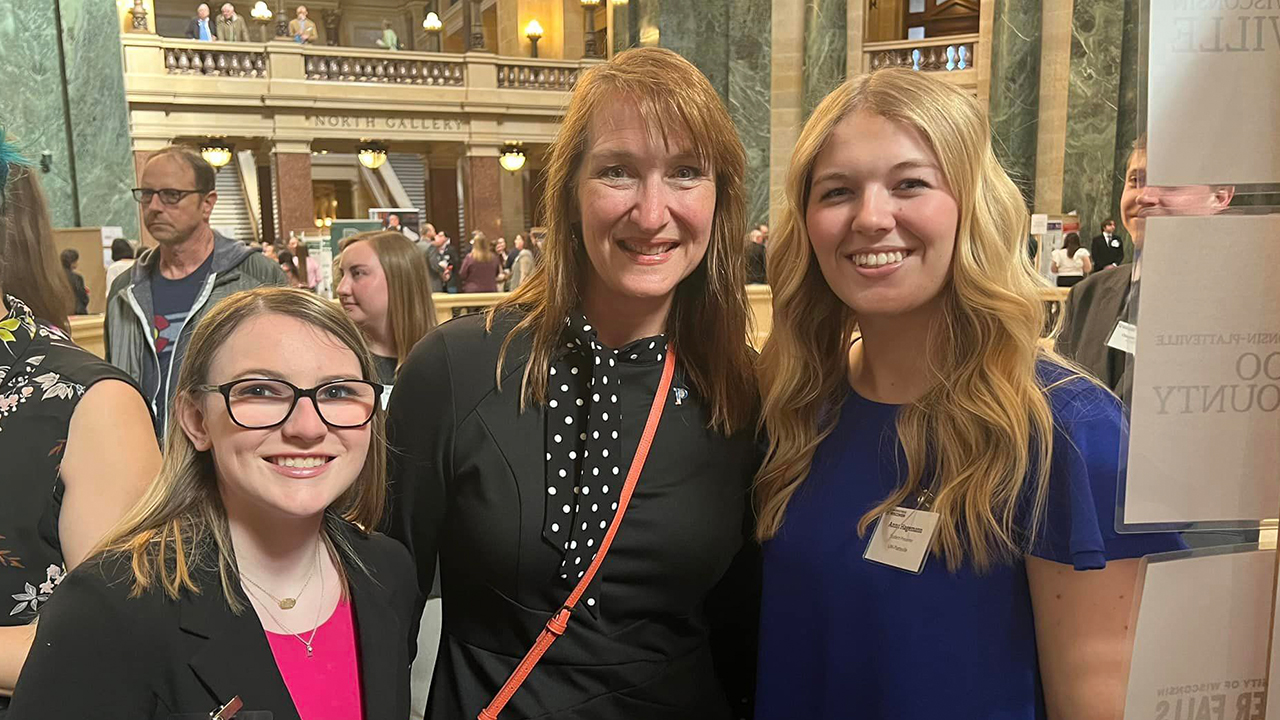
[95,288,387,611]
[487,47,756,435]
[756,69,1067,572]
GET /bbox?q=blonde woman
[458,230,503,293]
[753,70,1182,720]
[7,288,417,719]
[387,47,759,719]
[337,230,437,388]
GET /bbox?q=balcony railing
[862,33,979,76]
[122,34,602,100]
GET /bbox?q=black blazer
[184,16,218,39]
[6,525,418,720]
[1090,233,1125,270]
[1056,263,1132,399]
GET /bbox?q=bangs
[583,80,720,175]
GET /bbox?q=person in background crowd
[0,129,160,713]
[60,249,90,315]
[0,167,73,331]
[107,145,287,437]
[1050,231,1091,287]
[5,288,416,719]
[493,237,511,289]
[504,233,521,272]
[424,229,452,294]
[506,233,535,292]
[287,236,320,291]
[744,228,767,284]
[386,47,760,720]
[1057,137,1234,403]
[185,3,217,41]
[1089,218,1124,272]
[435,231,459,293]
[288,5,317,43]
[216,3,250,42]
[376,19,399,50]
[337,231,436,393]
[757,223,769,244]
[457,231,502,293]
[105,238,137,291]
[277,249,305,289]
[262,242,279,263]
[753,70,1183,720]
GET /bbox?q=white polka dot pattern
[542,313,668,616]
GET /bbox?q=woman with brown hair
[458,230,503,293]
[387,47,759,719]
[0,166,73,329]
[337,230,437,388]
[6,288,417,719]
[0,139,160,710]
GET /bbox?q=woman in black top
[0,142,160,711]
[387,47,760,719]
[59,248,89,314]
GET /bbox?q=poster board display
[1119,215,1280,530]
[1144,0,1280,188]
[1124,547,1272,720]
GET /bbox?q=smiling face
[336,241,389,336]
[575,97,716,308]
[179,313,371,523]
[805,110,960,322]
[1120,149,1234,252]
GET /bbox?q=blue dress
[755,363,1184,720]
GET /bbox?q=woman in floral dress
[0,137,160,711]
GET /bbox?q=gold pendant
[279,597,297,610]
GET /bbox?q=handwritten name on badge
[863,506,941,574]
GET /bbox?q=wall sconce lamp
[525,19,544,57]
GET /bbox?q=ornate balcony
[862,33,979,89]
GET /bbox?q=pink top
[264,598,364,720]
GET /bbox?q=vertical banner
[1125,549,1272,719]
[1146,0,1280,186]
[1123,215,1280,527]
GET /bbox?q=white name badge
[863,506,941,574]
[380,383,394,410]
[1106,320,1137,355]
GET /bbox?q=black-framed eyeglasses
[197,378,379,430]
[131,187,208,206]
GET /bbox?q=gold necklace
[239,541,319,611]
[246,559,326,658]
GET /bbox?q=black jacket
[1090,233,1125,270]
[6,525,418,720]
[1056,263,1132,399]
[185,16,218,39]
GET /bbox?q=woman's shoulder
[29,327,140,394]
[1036,358,1123,431]
[47,552,169,621]
[345,527,413,571]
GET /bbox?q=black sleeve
[184,19,196,38]
[6,569,155,718]
[1090,235,1108,266]
[383,327,453,619]
[1055,281,1085,361]
[706,531,762,720]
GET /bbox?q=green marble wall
[0,0,137,237]
[608,0,772,226]
[986,0,1041,206]
[802,0,846,119]
[1061,0,1124,247]
[1110,0,1140,260]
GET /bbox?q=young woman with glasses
[6,287,418,720]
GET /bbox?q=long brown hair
[468,231,494,263]
[96,288,387,612]
[0,165,73,329]
[338,230,436,371]
[487,47,756,435]
[1064,232,1082,259]
[757,69,1070,572]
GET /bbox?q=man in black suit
[1089,218,1124,272]
[184,3,217,40]
[745,229,767,284]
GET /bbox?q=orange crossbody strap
[477,348,678,720]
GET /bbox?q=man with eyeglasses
[105,145,286,436]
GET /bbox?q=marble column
[1109,0,1141,249]
[462,148,504,245]
[646,0,732,98]
[729,0,771,226]
[427,157,460,245]
[1033,0,1073,214]
[986,0,1041,206]
[1,0,137,237]
[770,0,804,229]
[271,144,315,240]
[801,0,846,119]
[1060,0,1124,240]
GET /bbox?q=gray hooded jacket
[104,232,286,435]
